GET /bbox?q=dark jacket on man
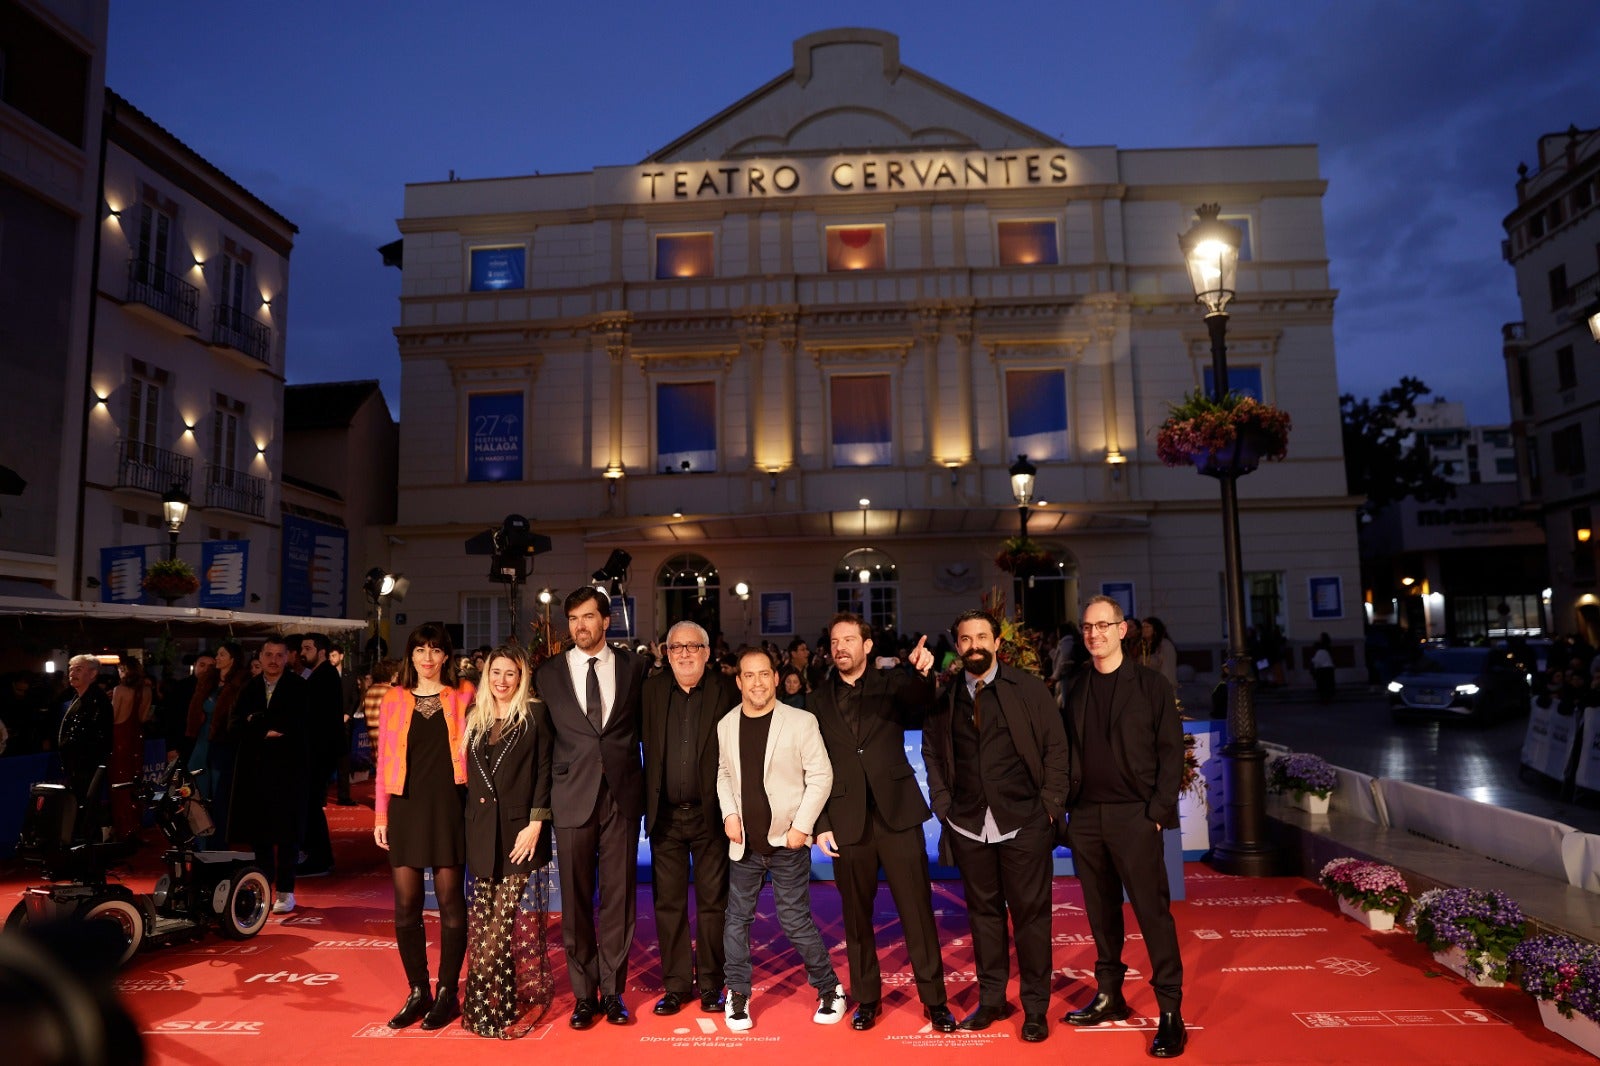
[642,668,738,836]
[1062,657,1183,828]
[228,671,310,845]
[58,684,113,799]
[809,668,935,843]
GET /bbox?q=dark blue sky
[107,1,1600,424]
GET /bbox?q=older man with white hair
[59,654,113,804]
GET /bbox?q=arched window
[834,548,898,635]
[655,553,722,645]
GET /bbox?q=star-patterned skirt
[462,870,554,1038]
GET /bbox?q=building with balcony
[1503,123,1600,639]
[82,88,296,608]
[385,29,1361,674]
[0,0,108,596]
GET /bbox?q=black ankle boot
[389,985,433,1029]
[420,985,460,1031]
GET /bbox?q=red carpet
[3,795,1587,1065]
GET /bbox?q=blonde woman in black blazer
[460,645,555,1037]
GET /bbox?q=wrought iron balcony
[125,259,199,329]
[212,304,273,364]
[204,463,266,518]
[116,440,192,495]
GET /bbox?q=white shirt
[566,643,617,728]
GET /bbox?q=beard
[962,648,994,676]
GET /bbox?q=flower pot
[1193,429,1269,479]
[1431,946,1504,988]
[1336,896,1397,932]
[1537,999,1600,1058]
[1286,790,1330,815]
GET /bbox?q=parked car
[1388,647,1530,724]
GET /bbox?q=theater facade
[386,28,1359,675]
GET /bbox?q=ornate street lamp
[1179,203,1284,877]
[1009,453,1037,619]
[161,484,190,561]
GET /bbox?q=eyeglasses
[1080,620,1124,635]
[665,643,708,654]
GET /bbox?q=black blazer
[922,663,1072,827]
[304,661,345,760]
[641,668,738,837]
[1062,657,1184,829]
[228,671,310,844]
[809,668,935,844]
[535,645,648,829]
[465,700,554,880]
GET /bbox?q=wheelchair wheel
[5,900,26,931]
[219,867,272,939]
[81,897,144,965]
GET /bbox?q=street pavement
[1241,683,1600,835]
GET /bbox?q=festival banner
[199,540,249,609]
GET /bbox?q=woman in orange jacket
[373,622,474,1031]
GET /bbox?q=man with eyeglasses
[641,620,739,1016]
[1060,595,1187,1058]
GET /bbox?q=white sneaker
[725,990,753,1032]
[271,892,295,914]
[813,984,846,1024]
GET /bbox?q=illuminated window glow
[655,233,714,279]
[825,225,886,271]
[997,220,1059,266]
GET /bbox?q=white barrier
[1522,696,1582,782]
[1574,707,1600,793]
[1377,777,1575,883]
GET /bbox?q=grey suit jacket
[715,701,832,861]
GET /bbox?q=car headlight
[1386,681,1404,694]
[1454,683,1480,696]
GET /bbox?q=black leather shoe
[959,1002,1015,1031]
[924,1004,958,1033]
[420,986,459,1031]
[654,992,684,1016]
[1020,1013,1049,1043]
[851,1001,880,1031]
[570,997,601,1030]
[1062,991,1131,1027]
[1151,1012,1187,1058]
[699,987,726,1013]
[602,994,630,1025]
[387,985,433,1029]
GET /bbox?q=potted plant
[1155,389,1292,477]
[1267,751,1337,814]
[1409,886,1526,987]
[993,536,1057,577]
[142,558,200,603]
[1318,857,1409,931]
[1181,733,1206,809]
[1509,933,1600,1056]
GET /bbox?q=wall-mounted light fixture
[1586,299,1600,345]
[733,581,751,601]
[103,201,122,219]
[604,461,625,495]
[766,466,780,494]
[944,460,960,486]
[1105,448,1127,481]
[1400,576,1416,587]
[1579,527,1593,543]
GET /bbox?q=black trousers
[554,779,639,1000]
[1066,800,1183,1013]
[833,809,947,1006]
[947,816,1055,1014]
[649,803,728,998]
[301,752,335,869]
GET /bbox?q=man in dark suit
[298,633,343,876]
[59,654,113,806]
[810,613,956,1033]
[923,609,1070,1043]
[229,636,311,914]
[641,620,737,1016]
[535,587,648,1029]
[1061,595,1187,1057]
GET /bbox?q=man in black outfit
[810,613,956,1033]
[535,588,648,1029]
[59,655,113,806]
[641,620,737,1016]
[297,633,342,875]
[922,609,1069,1044]
[230,637,310,914]
[1061,594,1187,1058]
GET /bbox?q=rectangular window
[469,247,525,291]
[1558,345,1577,391]
[1517,355,1533,415]
[826,225,886,271]
[830,374,892,466]
[462,595,515,650]
[135,203,172,287]
[210,406,240,474]
[655,233,714,279]
[1550,264,1571,308]
[656,381,717,473]
[466,392,524,482]
[1529,213,1546,240]
[127,374,162,463]
[1005,369,1068,460]
[997,220,1059,266]
[1553,423,1587,476]
[1220,215,1254,262]
[1575,182,1594,212]
[1495,456,1518,477]
[1203,365,1264,401]
[220,253,248,314]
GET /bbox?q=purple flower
[1269,752,1337,798]
[1410,887,1526,981]
[1320,858,1410,915]
[1511,935,1600,1021]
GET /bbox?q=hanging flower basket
[994,536,1057,576]
[1155,389,1292,479]
[142,559,200,603]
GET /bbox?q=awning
[584,505,1151,546]
[0,594,367,649]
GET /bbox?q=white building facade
[389,29,1360,674]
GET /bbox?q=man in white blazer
[716,645,844,1033]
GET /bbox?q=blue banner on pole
[100,546,146,604]
[200,540,249,609]
[467,392,524,482]
[280,515,348,617]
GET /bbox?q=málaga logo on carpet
[115,977,185,993]
[312,937,398,950]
